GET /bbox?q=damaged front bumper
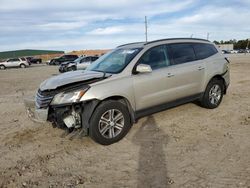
[24,96,100,136]
[24,97,48,123]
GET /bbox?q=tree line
[213,39,250,49]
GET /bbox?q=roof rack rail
[145,38,209,45]
[117,42,145,48]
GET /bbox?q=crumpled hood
[61,61,73,66]
[40,70,107,91]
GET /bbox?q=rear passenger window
[169,43,196,65]
[138,45,170,70]
[193,43,218,59]
[8,58,20,62]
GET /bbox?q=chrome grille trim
[35,90,55,109]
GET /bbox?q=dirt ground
[0,54,250,188]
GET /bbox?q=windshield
[74,57,84,63]
[86,48,142,74]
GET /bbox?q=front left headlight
[51,88,89,105]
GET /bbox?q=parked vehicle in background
[237,49,246,53]
[26,56,42,64]
[48,55,78,65]
[24,38,230,145]
[20,57,31,65]
[0,58,29,70]
[77,56,99,70]
[230,50,238,54]
[221,50,230,54]
[59,56,99,73]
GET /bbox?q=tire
[20,64,26,68]
[200,79,224,109]
[0,65,5,70]
[67,66,76,72]
[89,100,132,145]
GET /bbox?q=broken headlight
[51,88,89,105]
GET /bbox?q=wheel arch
[0,64,6,69]
[81,95,136,135]
[20,63,26,66]
[208,74,227,94]
[98,95,135,124]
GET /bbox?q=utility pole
[246,38,250,49]
[207,32,210,40]
[145,16,148,42]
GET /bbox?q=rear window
[193,43,218,59]
[169,43,196,65]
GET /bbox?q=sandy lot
[0,55,250,188]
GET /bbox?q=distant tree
[215,38,249,49]
[213,40,219,45]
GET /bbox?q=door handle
[198,66,205,71]
[167,73,174,78]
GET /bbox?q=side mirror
[136,64,152,73]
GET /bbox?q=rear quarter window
[193,43,218,60]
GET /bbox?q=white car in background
[230,50,238,54]
[0,58,30,70]
[76,56,99,70]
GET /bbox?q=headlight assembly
[51,88,88,105]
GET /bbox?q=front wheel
[89,100,132,145]
[0,65,6,70]
[67,66,76,71]
[200,79,224,109]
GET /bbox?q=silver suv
[0,58,29,70]
[24,38,230,145]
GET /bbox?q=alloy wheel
[98,109,124,139]
[209,84,222,105]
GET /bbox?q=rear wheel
[201,79,224,109]
[0,65,5,70]
[20,64,26,68]
[89,100,132,145]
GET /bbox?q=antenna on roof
[145,16,148,42]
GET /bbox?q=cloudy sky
[0,0,249,52]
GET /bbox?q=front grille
[36,89,55,109]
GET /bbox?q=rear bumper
[24,97,48,123]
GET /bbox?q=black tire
[72,66,76,71]
[200,79,224,109]
[0,65,5,70]
[89,100,132,145]
[67,66,76,72]
[20,64,26,68]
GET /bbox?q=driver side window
[138,45,170,70]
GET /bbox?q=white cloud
[0,0,250,51]
[38,21,87,31]
[88,26,124,35]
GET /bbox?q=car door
[133,43,205,111]
[7,58,20,67]
[166,43,205,99]
[133,45,173,110]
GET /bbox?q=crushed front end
[24,86,99,137]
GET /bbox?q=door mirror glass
[136,64,152,73]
